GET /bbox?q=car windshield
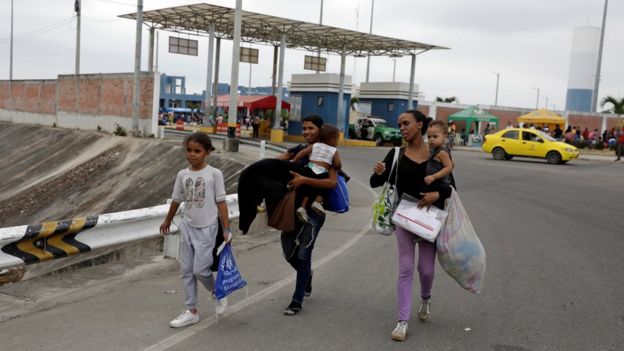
[535,130,556,141]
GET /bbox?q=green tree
[600,96,624,115]
[435,96,458,103]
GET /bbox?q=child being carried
[291,124,342,223]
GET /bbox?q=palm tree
[600,96,624,115]
[435,96,458,103]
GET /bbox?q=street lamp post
[491,71,500,106]
[532,87,540,109]
[543,96,549,109]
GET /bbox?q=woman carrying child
[160,132,231,328]
[291,124,342,223]
[370,111,453,342]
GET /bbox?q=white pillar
[430,102,437,120]
[601,114,607,134]
[273,34,286,129]
[228,0,243,135]
[337,45,347,133]
[408,53,416,110]
[204,23,215,126]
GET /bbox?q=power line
[0,16,75,45]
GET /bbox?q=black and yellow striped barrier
[1,216,98,265]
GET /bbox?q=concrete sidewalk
[0,172,377,351]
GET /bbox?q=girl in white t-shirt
[292,124,342,222]
[160,132,232,328]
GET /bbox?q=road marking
[144,179,378,351]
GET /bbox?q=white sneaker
[169,310,199,328]
[213,294,228,315]
[310,201,326,215]
[418,298,431,321]
[391,321,408,341]
[296,207,309,223]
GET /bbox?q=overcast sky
[0,0,622,111]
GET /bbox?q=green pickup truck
[349,117,403,146]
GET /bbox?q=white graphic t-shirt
[172,165,226,228]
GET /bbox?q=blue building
[288,73,352,136]
[357,82,419,127]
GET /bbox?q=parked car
[482,128,579,164]
[351,117,403,146]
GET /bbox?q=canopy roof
[517,109,565,125]
[448,106,499,125]
[119,3,447,56]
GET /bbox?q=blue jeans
[282,212,325,304]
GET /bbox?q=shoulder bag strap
[388,147,400,184]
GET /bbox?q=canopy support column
[212,37,221,119]
[271,45,278,96]
[204,22,215,126]
[273,34,286,129]
[408,53,416,110]
[227,0,242,142]
[337,44,347,136]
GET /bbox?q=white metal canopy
[119,2,447,57]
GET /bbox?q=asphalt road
[1,147,622,351]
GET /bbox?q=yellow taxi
[482,128,579,164]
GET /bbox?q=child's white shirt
[171,165,226,228]
[309,143,336,165]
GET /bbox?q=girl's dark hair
[403,110,433,135]
[319,124,340,143]
[428,120,448,134]
[302,114,324,128]
[184,132,215,152]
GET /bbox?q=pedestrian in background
[370,110,452,342]
[252,114,261,138]
[615,127,624,161]
[160,132,231,328]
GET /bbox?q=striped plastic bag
[436,189,486,294]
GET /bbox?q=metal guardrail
[0,195,239,280]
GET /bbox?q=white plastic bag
[437,188,486,294]
[392,194,447,242]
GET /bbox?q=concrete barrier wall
[0,72,160,136]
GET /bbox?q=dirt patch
[0,123,245,227]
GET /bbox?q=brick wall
[0,73,155,119]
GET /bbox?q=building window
[387,103,394,112]
[316,96,324,107]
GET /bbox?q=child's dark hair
[429,120,448,134]
[403,110,433,135]
[184,132,215,152]
[319,124,340,143]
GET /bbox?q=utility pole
[532,87,540,109]
[365,0,374,82]
[131,0,143,136]
[10,0,14,81]
[591,0,608,112]
[75,0,81,76]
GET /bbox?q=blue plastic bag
[326,175,349,213]
[215,243,247,299]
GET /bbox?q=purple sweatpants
[395,226,437,321]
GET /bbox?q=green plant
[52,122,57,128]
[435,96,458,103]
[114,123,127,136]
[601,96,624,115]
[97,125,102,132]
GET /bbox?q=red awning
[216,95,290,111]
